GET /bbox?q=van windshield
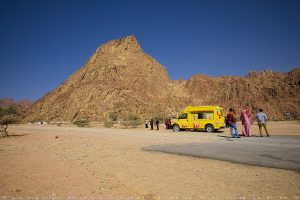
[178,113,187,119]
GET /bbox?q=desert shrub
[55,122,63,126]
[152,114,165,122]
[121,120,130,128]
[73,119,90,127]
[104,120,114,128]
[0,106,19,136]
[122,114,141,128]
[103,112,119,128]
[108,112,118,122]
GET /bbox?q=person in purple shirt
[256,108,270,137]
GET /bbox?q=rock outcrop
[24,35,300,122]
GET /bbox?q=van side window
[198,113,204,119]
[179,113,187,119]
[198,112,214,120]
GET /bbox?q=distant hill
[0,98,34,113]
[24,35,300,122]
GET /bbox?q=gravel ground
[0,121,299,199]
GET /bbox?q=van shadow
[188,130,225,133]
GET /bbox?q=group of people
[226,108,270,138]
[144,118,160,130]
[145,117,174,131]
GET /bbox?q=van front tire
[173,125,180,132]
[205,125,214,133]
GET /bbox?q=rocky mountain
[24,35,300,122]
[0,98,34,113]
[186,69,300,119]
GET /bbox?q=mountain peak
[24,36,300,122]
[97,34,142,55]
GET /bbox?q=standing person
[240,109,251,137]
[246,109,252,124]
[225,115,230,128]
[227,108,240,138]
[155,118,159,130]
[256,108,270,137]
[145,119,149,128]
[150,119,154,130]
[165,118,169,129]
[168,117,172,129]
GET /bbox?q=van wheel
[173,125,180,132]
[205,125,214,133]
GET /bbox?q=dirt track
[1,122,300,199]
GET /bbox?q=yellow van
[171,105,225,132]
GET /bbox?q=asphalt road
[142,136,300,171]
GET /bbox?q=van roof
[182,105,223,112]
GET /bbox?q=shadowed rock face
[24,35,300,122]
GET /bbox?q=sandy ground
[0,121,300,199]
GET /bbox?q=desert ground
[1,121,300,199]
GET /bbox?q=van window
[198,112,214,120]
[179,113,187,119]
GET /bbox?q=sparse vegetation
[104,112,119,128]
[0,106,19,136]
[104,120,114,128]
[73,119,90,127]
[108,112,118,122]
[152,114,165,122]
[122,114,141,128]
[55,122,63,126]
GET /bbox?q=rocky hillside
[24,35,300,122]
[0,98,34,113]
[185,69,300,119]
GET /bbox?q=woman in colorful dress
[240,109,251,137]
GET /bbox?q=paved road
[142,136,300,171]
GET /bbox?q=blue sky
[0,0,299,100]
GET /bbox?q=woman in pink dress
[240,109,251,137]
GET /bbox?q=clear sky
[1,0,299,101]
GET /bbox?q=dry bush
[104,112,119,128]
[122,114,141,128]
[73,119,90,127]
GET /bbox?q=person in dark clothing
[150,119,154,130]
[155,118,159,130]
[225,115,230,128]
[165,118,169,129]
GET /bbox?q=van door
[191,112,201,129]
[187,113,195,128]
[178,113,188,129]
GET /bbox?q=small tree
[0,106,19,137]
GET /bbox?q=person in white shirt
[256,108,270,137]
